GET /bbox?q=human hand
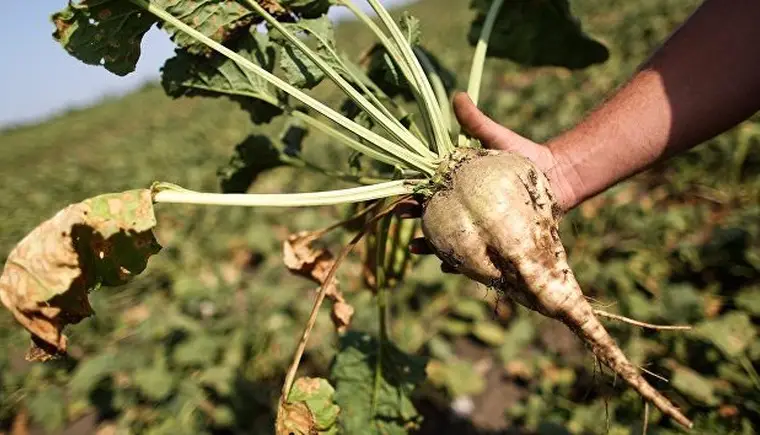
[397,92,577,270]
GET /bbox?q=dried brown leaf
[283,230,335,285]
[331,301,354,334]
[282,231,354,332]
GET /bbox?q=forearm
[550,0,760,209]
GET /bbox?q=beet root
[420,149,693,429]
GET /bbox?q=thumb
[452,92,527,151]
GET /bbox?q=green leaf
[272,15,339,89]
[671,365,720,406]
[499,316,536,364]
[134,353,175,401]
[467,0,609,69]
[69,353,117,395]
[362,44,454,102]
[693,312,756,358]
[158,0,258,56]
[199,366,235,397]
[51,0,262,76]
[161,30,284,124]
[217,135,287,193]
[330,332,427,435]
[472,320,506,347]
[0,189,161,360]
[735,286,760,315]
[172,335,221,366]
[662,283,704,323]
[286,377,340,432]
[51,0,157,76]
[452,299,488,321]
[280,118,310,158]
[399,12,421,46]
[282,0,333,18]
[27,386,67,432]
[426,358,485,397]
[441,318,472,336]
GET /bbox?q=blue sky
[0,0,411,128]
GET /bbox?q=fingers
[452,92,530,152]
[409,238,460,274]
[394,200,460,274]
[409,237,433,254]
[393,199,422,219]
[440,263,460,274]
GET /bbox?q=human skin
[405,0,760,257]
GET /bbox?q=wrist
[543,139,584,213]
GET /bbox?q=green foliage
[51,0,156,76]
[331,332,427,434]
[161,30,284,124]
[273,15,339,89]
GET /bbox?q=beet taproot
[421,148,693,429]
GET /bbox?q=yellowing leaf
[278,377,340,435]
[0,189,161,360]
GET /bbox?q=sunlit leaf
[452,299,488,321]
[27,386,66,432]
[735,286,760,316]
[426,358,485,397]
[499,316,536,364]
[69,352,118,395]
[693,312,756,358]
[671,365,720,406]
[472,320,506,347]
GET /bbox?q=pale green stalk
[278,152,389,185]
[244,0,432,159]
[414,47,452,134]
[298,27,427,155]
[458,0,504,147]
[366,0,453,156]
[131,0,436,176]
[336,0,419,95]
[337,0,436,145]
[290,111,407,168]
[152,180,419,207]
